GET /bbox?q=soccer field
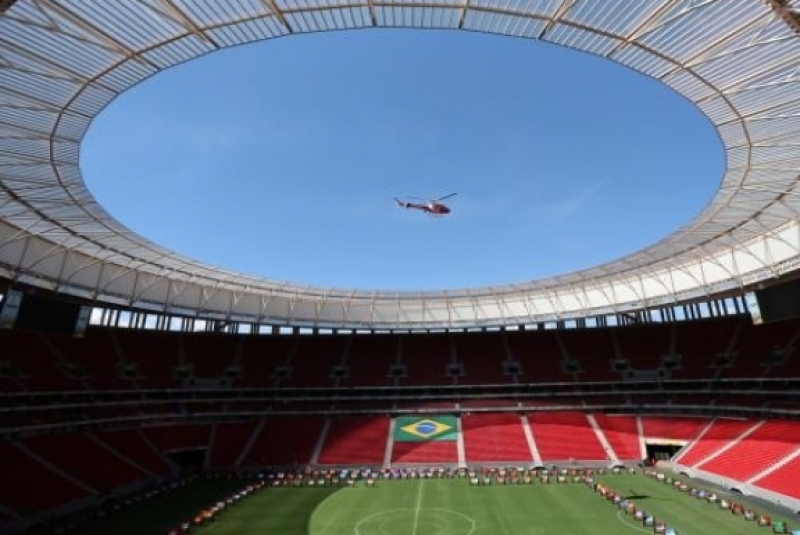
[71,472,797,535]
[180,473,795,535]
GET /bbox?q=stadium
[1,0,800,534]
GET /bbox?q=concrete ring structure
[2,0,800,329]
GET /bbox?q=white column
[456,416,467,468]
[310,418,332,465]
[384,418,396,468]
[521,415,541,465]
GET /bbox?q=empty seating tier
[462,413,532,462]
[697,420,800,481]
[95,429,172,476]
[527,412,607,461]
[391,441,458,464]
[208,421,260,467]
[641,416,710,441]
[0,441,89,514]
[675,418,756,467]
[592,414,641,460]
[141,424,212,452]
[752,452,800,499]
[243,417,323,467]
[317,416,390,464]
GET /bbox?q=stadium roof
[2,0,800,328]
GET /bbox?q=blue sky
[81,30,723,292]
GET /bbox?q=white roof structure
[2,0,800,328]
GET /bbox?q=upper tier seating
[560,329,619,382]
[282,335,349,387]
[0,330,82,390]
[669,318,739,380]
[506,329,570,383]
[182,333,238,381]
[54,331,133,390]
[455,332,510,385]
[400,334,452,386]
[113,330,181,388]
[342,334,397,386]
[613,324,673,372]
[236,335,294,387]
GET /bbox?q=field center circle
[354,508,476,535]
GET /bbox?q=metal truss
[2,0,800,328]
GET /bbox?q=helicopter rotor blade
[436,192,458,201]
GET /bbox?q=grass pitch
[74,472,797,535]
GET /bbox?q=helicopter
[394,193,457,216]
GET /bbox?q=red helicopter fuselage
[395,198,452,215]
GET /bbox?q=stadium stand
[342,334,397,386]
[752,452,800,500]
[317,416,390,464]
[506,329,570,383]
[462,413,532,462]
[141,424,212,453]
[22,433,149,493]
[0,441,90,514]
[640,416,710,441]
[696,420,800,481]
[242,417,323,466]
[559,329,619,382]
[95,429,173,476]
[591,413,642,460]
[527,412,608,461]
[674,418,757,466]
[236,334,294,387]
[391,440,458,464]
[454,332,510,385]
[283,335,349,387]
[183,333,239,383]
[400,334,452,385]
[207,421,261,468]
[113,330,181,389]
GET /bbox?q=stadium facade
[2,0,800,328]
[1,1,800,534]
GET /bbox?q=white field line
[411,480,424,535]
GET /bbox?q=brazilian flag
[394,416,457,442]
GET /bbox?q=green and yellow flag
[394,416,457,442]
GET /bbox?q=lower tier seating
[208,421,260,468]
[391,440,457,464]
[676,419,757,466]
[0,441,89,515]
[317,416,390,465]
[592,414,642,460]
[752,453,800,499]
[697,420,800,481]
[528,412,608,461]
[462,413,532,462]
